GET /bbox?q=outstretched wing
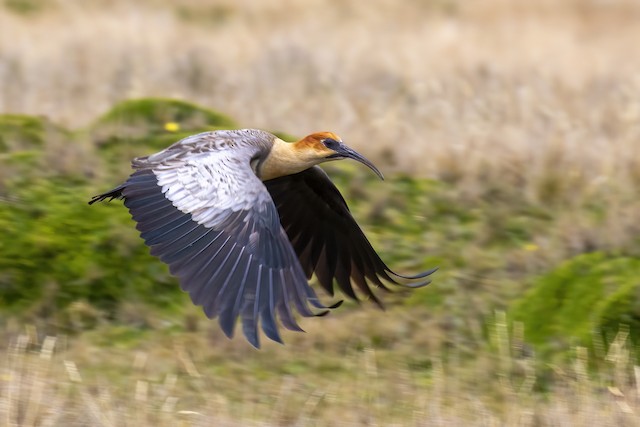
[265,166,436,306]
[96,131,331,348]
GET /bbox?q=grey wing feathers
[101,131,332,348]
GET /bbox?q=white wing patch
[149,132,273,229]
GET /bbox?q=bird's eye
[323,138,339,150]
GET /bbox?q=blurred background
[1,0,640,425]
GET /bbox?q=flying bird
[89,129,435,347]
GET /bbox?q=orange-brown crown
[294,131,342,153]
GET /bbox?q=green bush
[0,178,180,321]
[598,278,640,344]
[510,252,640,357]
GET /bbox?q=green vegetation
[0,114,73,185]
[1,99,640,425]
[0,114,60,152]
[1,99,638,361]
[0,178,179,319]
[2,0,640,422]
[88,99,237,176]
[91,98,236,147]
[512,253,640,358]
[3,0,42,15]
[0,99,241,330]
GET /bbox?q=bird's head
[296,132,384,179]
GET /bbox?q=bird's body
[90,129,435,347]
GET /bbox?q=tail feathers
[88,184,126,205]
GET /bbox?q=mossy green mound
[90,98,236,148]
[87,98,237,176]
[510,252,640,357]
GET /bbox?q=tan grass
[2,0,640,199]
[2,314,640,426]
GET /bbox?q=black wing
[264,166,436,306]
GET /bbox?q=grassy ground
[2,0,640,425]
[3,312,640,426]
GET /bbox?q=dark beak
[332,144,384,180]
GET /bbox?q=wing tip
[328,299,344,309]
[388,266,438,280]
[88,187,125,205]
[397,279,432,289]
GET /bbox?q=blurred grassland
[2,0,640,425]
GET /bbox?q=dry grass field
[2,0,640,425]
[3,0,640,186]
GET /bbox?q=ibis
[90,129,435,347]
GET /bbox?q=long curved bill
[335,144,384,180]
